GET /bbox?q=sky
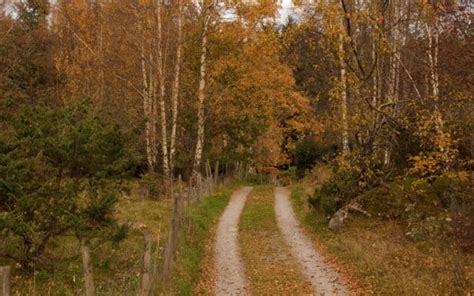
[278,0,295,23]
[2,0,302,24]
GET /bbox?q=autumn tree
[284,0,472,186]
[0,0,59,107]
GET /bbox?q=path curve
[214,186,253,295]
[274,187,348,295]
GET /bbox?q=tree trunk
[383,1,402,166]
[340,37,350,157]
[162,180,180,279]
[0,266,10,296]
[169,0,183,175]
[371,41,378,108]
[80,238,95,296]
[426,20,443,131]
[371,39,380,153]
[192,12,210,181]
[97,0,105,109]
[140,7,157,172]
[156,0,171,180]
[140,231,153,296]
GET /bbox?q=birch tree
[169,0,184,174]
[155,0,171,179]
[138,0,159,172]
[423,2,443,132]
[339,24,349,157]
[192,0,215,180]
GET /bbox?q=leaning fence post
[214,161,219,186]
[197,174,202,200]
[80,238,95,296]
[205,160,211,180]
[177,175,184,211]
[163,179,180,281]
[140,230,153,296]
[0,266,10,296]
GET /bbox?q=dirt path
[239,186,313,295]
[214,186,253,295]
[274,187,348,295]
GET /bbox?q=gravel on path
[274,187,348,295]
[214,186,253,296]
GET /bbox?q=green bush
[431,174,471,208]
[357,175,473,244]
[293,138,326,177]
[0,100,129,270]
[359,178,420,219]
[139,172,163,199]
[279,166,297,185]
[309,168,360,216]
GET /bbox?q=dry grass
[193,224,218,295]
[291,185,474,295]
[239,186,313,295]
[169,183,240,295]
[8,184,173,295]
[299,165,332,193]
[8,182,239,295]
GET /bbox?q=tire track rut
[274,187,348,295]
[214,186,252,295]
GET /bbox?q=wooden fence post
[208,177,213,195]
[140,231,153,296]
[197,174,202,200]
[0,266,10,296]
[205,160,211,180]
[80,238,95,296]
[214,161,219,186]
[163,177,181,281]
[205,160,212,195]
[177,175,184,213]
[187,179,193,203]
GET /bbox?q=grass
[6,181,240,295]
[167,182,241,295]
[6,187,173,296]
[239,186,313,294]
[291,185,474,295]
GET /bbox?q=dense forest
[0,0,472,295]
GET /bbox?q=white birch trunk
[371,41,378,108]
[156,0,171,179]
[97,0,105,109]
[150,66,158,172]
[371,39,380,153]
[169,0,183,174]
[192,11,210,180]
[141,35,157,172]
[384,1,402,166]
[138,3,159,173]
[340,35,350,157]
[336,0,349,156]
[426,20,442,131]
